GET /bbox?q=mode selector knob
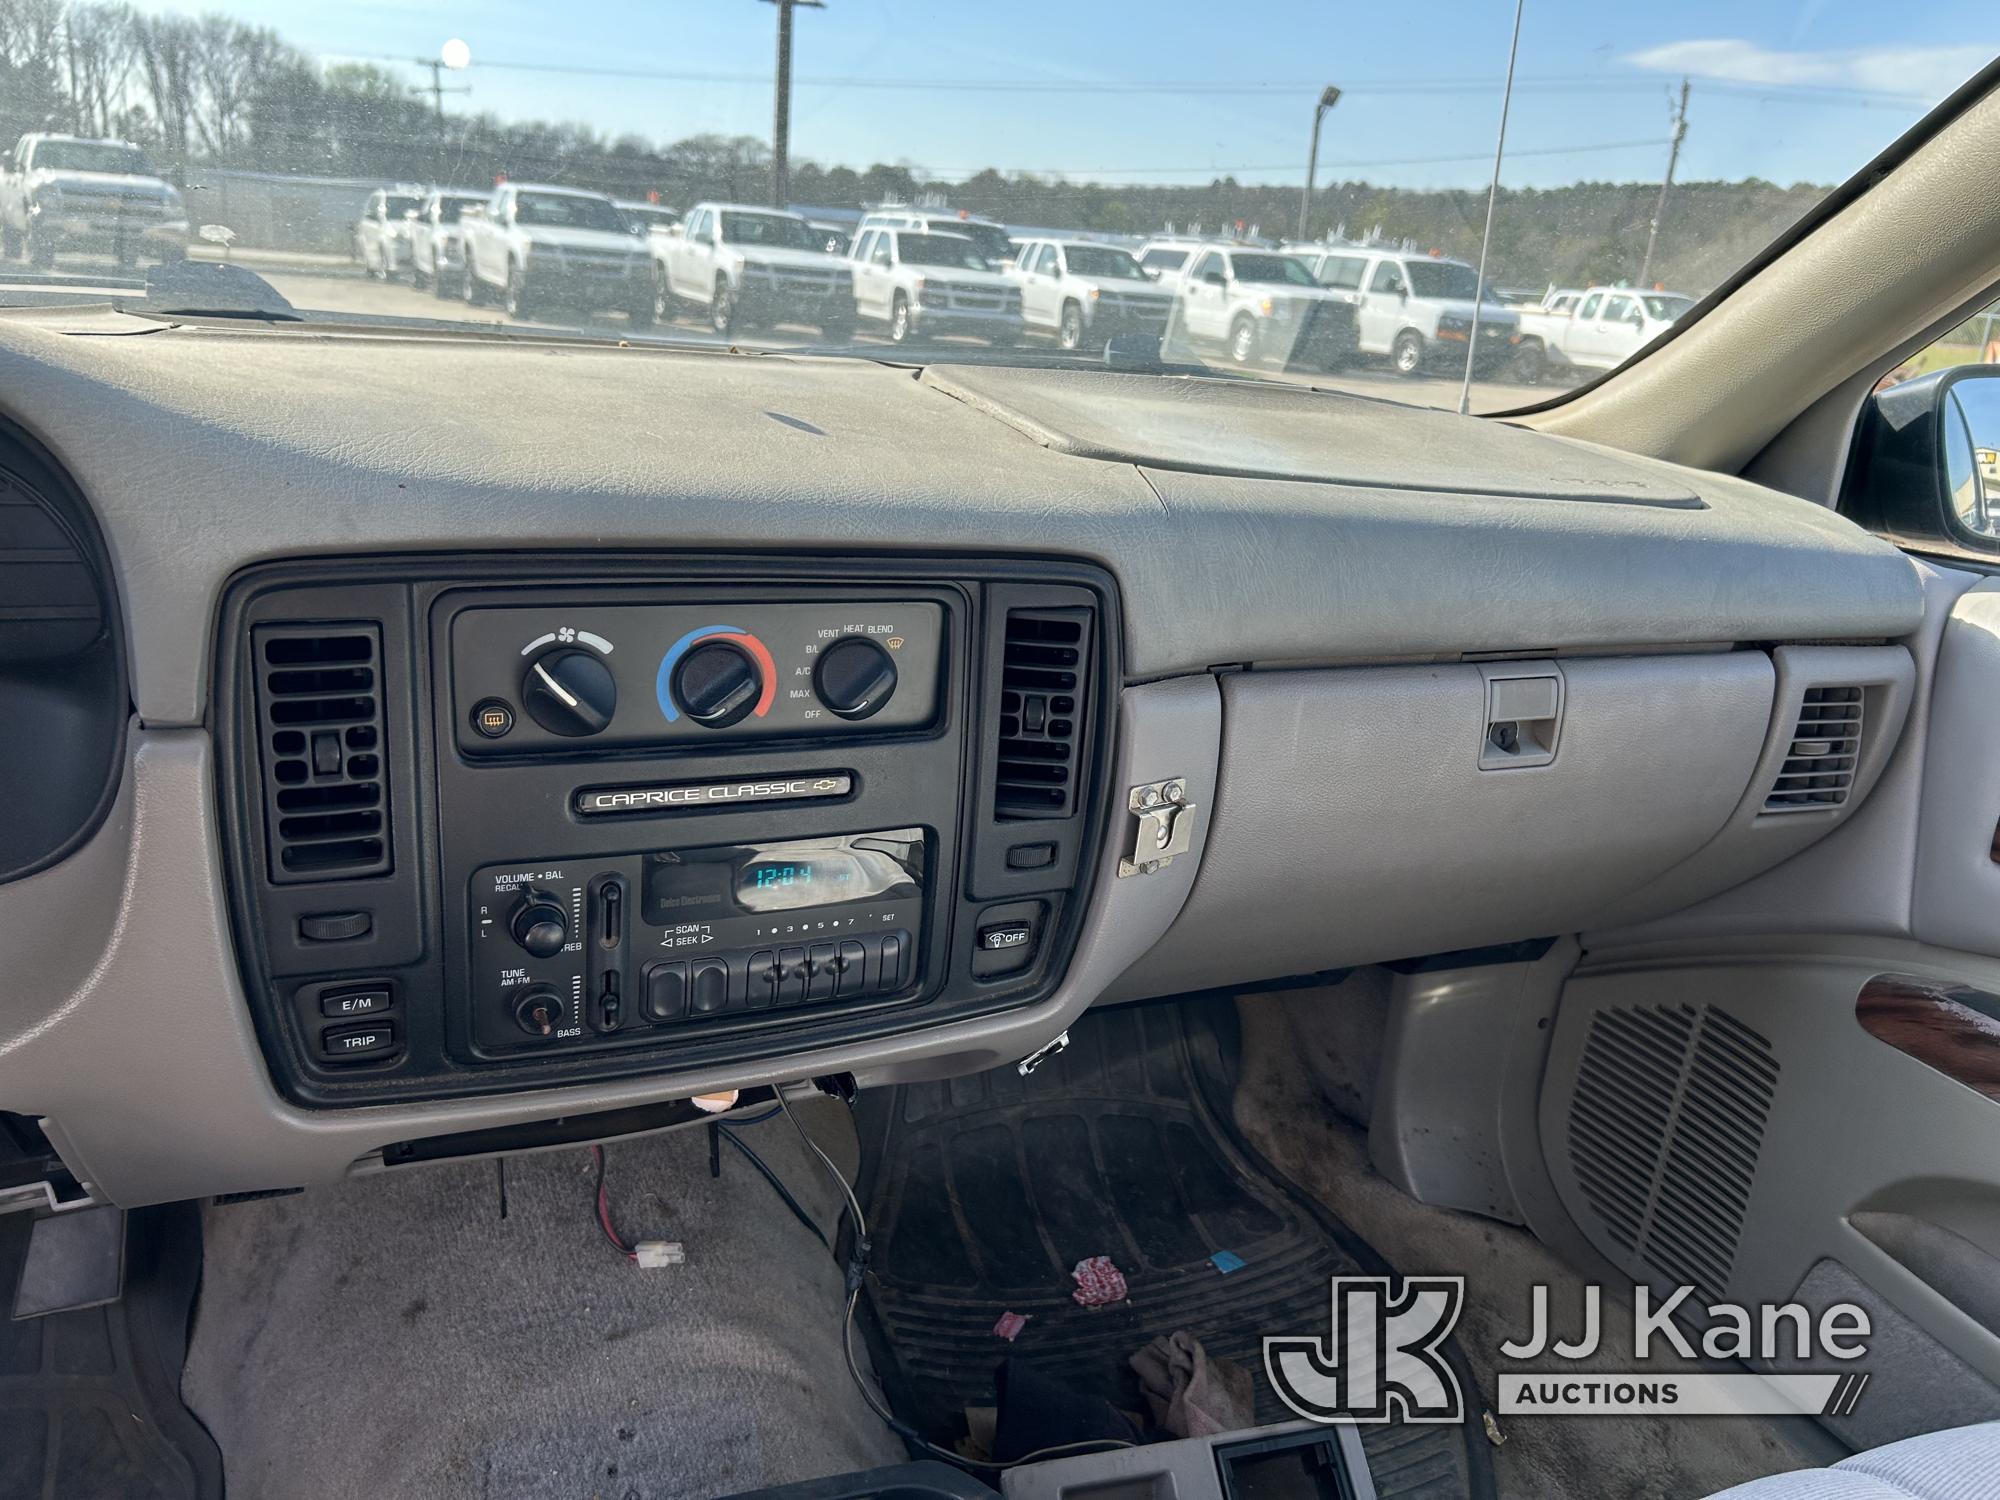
[673,641,764,728]
[509,888,569,959]
[814,637,897,721]
[522,647,617,737]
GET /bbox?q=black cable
[715,1123,832,1252]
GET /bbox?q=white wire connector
[633,1240,685,1269]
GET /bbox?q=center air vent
[1764,685,1863,813]
[252,625,390,882]
[1566,1002,1777,1305]
[994,607,1093,819]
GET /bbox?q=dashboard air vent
[253,625,391,882]
[1764,685,1863,813]
[1567,1001,1777,1306]
[994,607,1093,820]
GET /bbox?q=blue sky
[145,0,1996,189]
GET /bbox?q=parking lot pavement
[245,266,1527,412]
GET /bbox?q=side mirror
[1944,377,1999,536]
[1860,366,2000,540]
[1202,268,1226,286]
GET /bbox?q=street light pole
[1637,77,1691,289]
[1298,85,1341,240]
[761,0,825,210]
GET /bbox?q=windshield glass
[1064,246,1146,280]
[1405,261,1485,300]
[513,192,625,231]
[899,234,989,270]
[437,196,483,223]
[31,140,153,174]
[384,195,421,218]
[0,6,1982,413]
[1231,254,1317,287]
[720,212,821,249]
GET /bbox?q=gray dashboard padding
[0,321,1925,726]
[0,675,1219,1205]
[1111,652,1774,997]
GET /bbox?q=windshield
[721,213,821,249]
[0,6,1982,413]
[1403,262,1485,300]
[1231,254,1317,287]
[384,195,421,218]
[437,196,483,223]
[1064,246,1147,280]
[32,141,154,175]
[513,192,625,231]
[899,234,989,270]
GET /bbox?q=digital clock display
[742,861,851,896]
[644,828,925,920]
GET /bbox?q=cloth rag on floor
[1129,1331,1254,1439]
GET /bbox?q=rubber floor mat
[853,999,1492,1500]
[0,1203,222,1500]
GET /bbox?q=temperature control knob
[521,647,617,737]
[672,640,763,728]
[509,888,569,959]
[814,637,898,721]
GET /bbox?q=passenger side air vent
[994,607,1093,820]
[1764,685,1863,813]
[1566,1002,1777,1305]
[252,625,391,882]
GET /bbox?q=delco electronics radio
[468,828,927,1053]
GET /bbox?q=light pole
[1298,85,1340,241]
[761,0,825,210]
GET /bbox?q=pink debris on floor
[1070,1255,1129,1306]
[992,1310,1031,1341]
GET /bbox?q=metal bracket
[1117,777,1196,877]
[1018,1031,1070,1076]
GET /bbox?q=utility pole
[1298,86,1341,240]
[762,0,825,210]
[1638,77,1690,290]
[414,59,471,121]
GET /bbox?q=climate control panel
[450,600,944,754]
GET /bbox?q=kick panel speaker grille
[1567,1002,1777,1303]
[1764,685,1863,812]
[993,607,1092,820]
[252,625,390,882]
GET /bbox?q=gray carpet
[1232,992,1814,1500]
[182,1106,903,1500]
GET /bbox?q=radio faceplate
[468,828,928,1054]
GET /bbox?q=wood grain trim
[1857,973,2000,1103]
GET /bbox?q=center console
[215,555,1117,1108]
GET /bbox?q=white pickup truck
[652,202,854,338]
[1512,285,1696,380]
[458,182,652,324]
[0,133,187,269]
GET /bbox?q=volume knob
[509,888,569,959]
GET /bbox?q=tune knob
[512,985,566,1038]
[814,637,897,721]
[672,640,764,728]
[509,888,569,958]
[522,647,617,737]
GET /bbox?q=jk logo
[1265,1276,1467,1424]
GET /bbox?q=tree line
[0,0,1824,290]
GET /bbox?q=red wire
[591,1144,637,1260]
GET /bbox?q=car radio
[469,827,927,1053]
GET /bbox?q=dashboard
[0,311,1932,1205]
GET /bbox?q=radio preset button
[807,943,838,1002]
[776,947,808,1007]
[835,940,868,998]
[877,933,906,993]
[814,637,898,721]
[645,962,688,1021]
[748,950,781,1008]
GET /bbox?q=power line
[911,137,1674,181]
[312,52,1936,107]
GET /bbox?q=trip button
[322,1022,396,1061]
[320,986,391,1019]
[690,959,731,1016]
[645,961,688,1022]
